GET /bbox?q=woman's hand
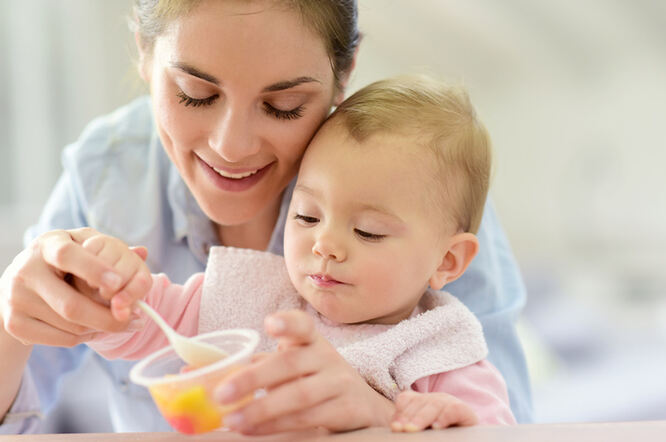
[214,309,396,435]
[0,228,146,347]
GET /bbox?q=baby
[83,74,515,430]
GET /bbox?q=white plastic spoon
[135,300,227,367]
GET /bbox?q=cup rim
[129,328,260,387]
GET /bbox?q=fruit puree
[149,365,249,434]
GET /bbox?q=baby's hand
[74,234,152,322]
[390,390,478,432]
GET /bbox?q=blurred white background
[1,0,665,432]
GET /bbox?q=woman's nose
[209,106,260,162]
[311,230,346,262]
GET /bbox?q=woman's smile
[195,154,273,192]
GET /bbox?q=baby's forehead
[310,119,431,158]
[303,126,440,195]
[304,129,446,193]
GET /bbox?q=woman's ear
[429,233,479,290]
[134,31,151,83]
[333,45,360,106]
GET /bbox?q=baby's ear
[428,233,479,290]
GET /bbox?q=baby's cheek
[363,273,409,314]
[283,239,308,285]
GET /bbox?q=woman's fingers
[26,261,128,333]
[1,228,136,347]
[2,283,98,345]
[6,314,98,347]
[38,229,123,292]
[4,284,93,336]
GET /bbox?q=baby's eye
[294,214,319,225]
[354,229,386,241]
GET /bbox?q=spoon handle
[136,300,174,338]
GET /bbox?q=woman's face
[143,0,338,227]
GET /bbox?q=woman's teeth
[212,167,259,179]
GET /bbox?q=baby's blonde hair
[329,74,491,234]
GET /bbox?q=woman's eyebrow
[169,63,319,92]
[170,62,219,85]
[262,76,320,92]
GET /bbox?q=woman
[0,0,531,434]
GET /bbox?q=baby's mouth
[309,273,345,287]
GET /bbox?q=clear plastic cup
[129,328,260,434]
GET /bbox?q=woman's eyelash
[355,229,386,241]
[176,90,218,108]
[264,103,304,120]
[175,90,303,119]
[294,214,318,224]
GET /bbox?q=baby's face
[284,124,451,325]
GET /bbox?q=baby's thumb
[265,310,318,348]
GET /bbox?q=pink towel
[199,247,488,400]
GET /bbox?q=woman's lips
[196,155,272,192]
[309,274,344,288]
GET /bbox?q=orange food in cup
[129,328,260,434]
[149,365,252,434]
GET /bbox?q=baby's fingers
[109,268,152,321]
[82,235,132,298]
[129,246,148,261]
[391,392,438,432]
[250,352,271,363]
[110,245,151,320]
[80,235,151,321]
[432,401,478,429]
[265,309,318,347]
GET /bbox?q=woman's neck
[215,195,282,251]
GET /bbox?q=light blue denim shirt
[1,96,532,434]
